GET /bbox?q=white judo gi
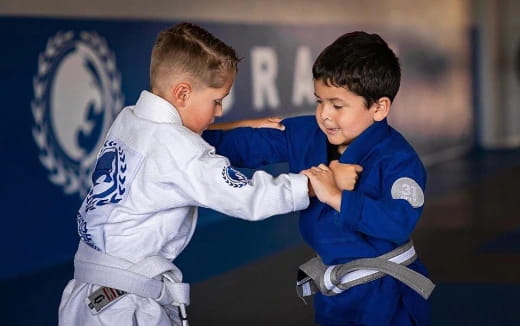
[58,91,309,326]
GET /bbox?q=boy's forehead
[314,79,350,98]
[202,77,234,97]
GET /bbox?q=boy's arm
[336,154,426,243]
[202,118,289,168]
[156,134,309,221]
[207,117,285,131]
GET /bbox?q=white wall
[502,0,520,147]
[0,0,466,26]
[473,0,520,149]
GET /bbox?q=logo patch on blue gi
[31,31,124,197]
[391,177,424,208]
[222,166,249,188]
[85,140,127,211]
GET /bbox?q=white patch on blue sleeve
[391,177,424,208]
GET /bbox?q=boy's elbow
[394,213,421,243]
[393,230,414,244]
[236,210,273,222]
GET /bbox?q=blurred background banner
[3,1,520,325]
[0,13,471,281]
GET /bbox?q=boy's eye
[215,100,223,105]
[333,104,343,109]
[315,99,323,104]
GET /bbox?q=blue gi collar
[133,90,182,125]
[339,119,391,164]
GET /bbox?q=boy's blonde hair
[150,22,239,92]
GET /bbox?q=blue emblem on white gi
[222,165,249,188]
[77,211,99,250]
[85,140,127,211]
[31,31,124,197]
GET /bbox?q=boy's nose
[320,106,332,121]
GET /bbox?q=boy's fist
[329,160,363,191]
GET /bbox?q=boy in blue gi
[203,31,433,325]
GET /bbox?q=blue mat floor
[1,149,520,325]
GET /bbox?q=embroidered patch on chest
[222,166,249,188]
[390,177,424,208]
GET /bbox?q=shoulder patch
[222,166,249,188]
[391,177,424,208]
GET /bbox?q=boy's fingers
[329,160,339,169]
[300,169,313,177]
[266,117,285,130]
[329,161,364,173]
[269,122,285,131]
[267,117,283,122]
[317,163,329,170]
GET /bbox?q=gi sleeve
[151,130,309,221]
[202,127,288,168]
[338,153,426,243]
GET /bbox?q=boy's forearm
[326,191,342,212]
[208,117,285,131]
[207,120,251,130]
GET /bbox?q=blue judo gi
[203,116,431,326]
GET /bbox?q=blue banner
[0,16,471,280]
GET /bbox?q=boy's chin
[325,136,344,145]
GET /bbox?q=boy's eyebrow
[216,92,230,100]
[314,92,344,102]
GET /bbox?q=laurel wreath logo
[221,166,249,188]
[31,31,124,197]
[84,140,127,212]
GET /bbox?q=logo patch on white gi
[31,31,124,197]
[77,211,98,250]
[222,166,249,188]
[76,140,127,250]
[391,177,424,208]
[85,140,127,210]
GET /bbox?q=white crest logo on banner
[32,31,124,197]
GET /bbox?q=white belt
[73,242,189,324]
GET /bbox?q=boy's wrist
[326,189,342,212]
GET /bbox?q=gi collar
[339,118,391,164]
[133,90,182,125]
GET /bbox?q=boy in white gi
[58,22,310,326]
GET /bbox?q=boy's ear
[170,82,192,108]
[372,97,391,121]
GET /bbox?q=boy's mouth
[325,127,341,135]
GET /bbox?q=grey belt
[296,241,435,300]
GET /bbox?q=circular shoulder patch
[222,166,249,188]
[390,177,424,208]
